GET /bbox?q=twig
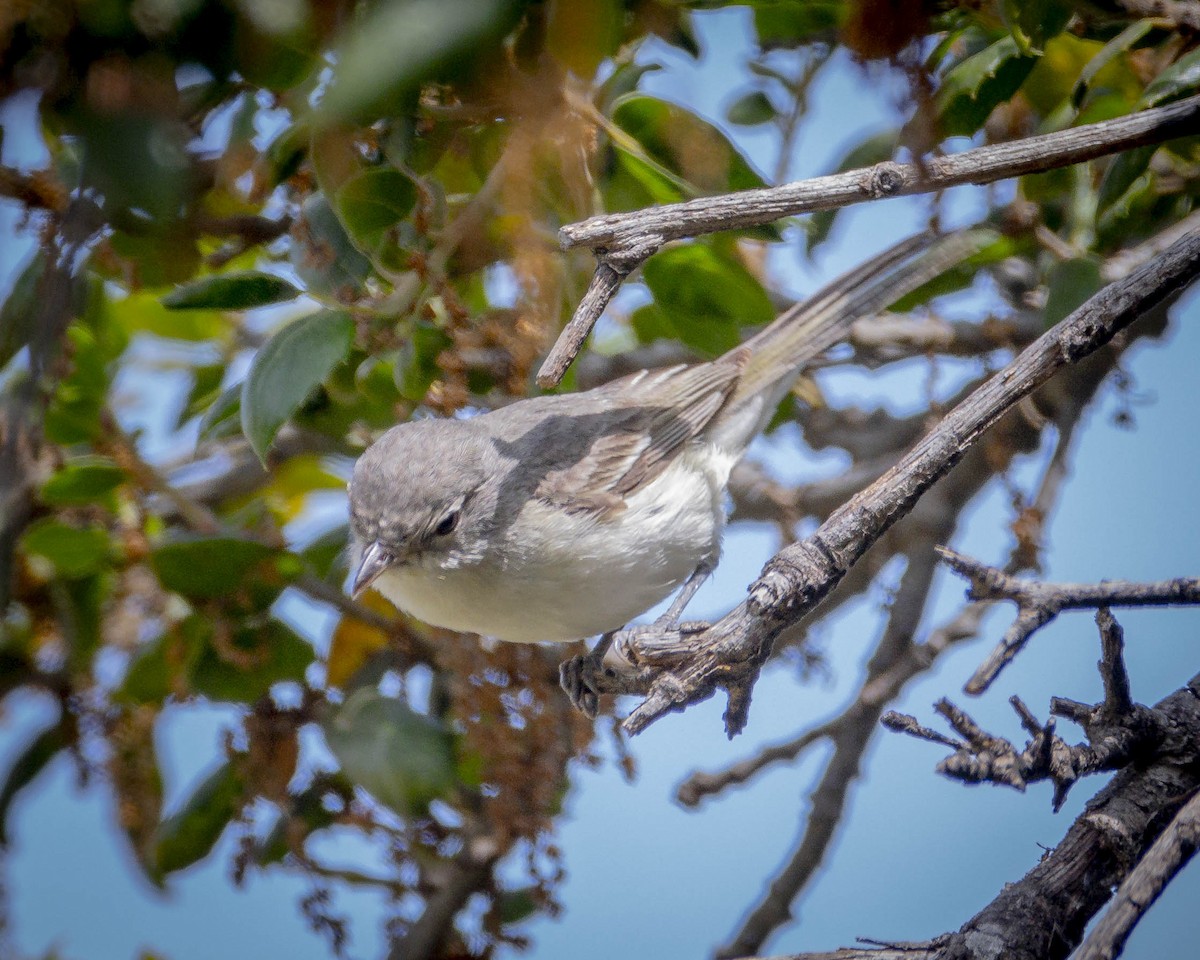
[1073,787,1200,960]
[936,546,1200,693]
[539,96,1200,385]
[386,833,502,960]
[888,609,1170,810]
[676,721,838,807]
[537,248,659,388]
[601,227,1200,737]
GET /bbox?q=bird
[347,231,974,662]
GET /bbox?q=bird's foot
[559,633,613,718]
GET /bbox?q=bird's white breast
[371,445,735,643]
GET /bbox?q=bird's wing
[536,355,745,517]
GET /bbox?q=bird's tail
[728,229,990,416]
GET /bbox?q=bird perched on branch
[348,231,978,702]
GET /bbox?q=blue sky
[2,6,1199,959]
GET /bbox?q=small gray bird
[348,232,974,647]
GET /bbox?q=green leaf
[1141,47,1200,107]
[41,457,125,505]
[751,1,845,46]
[0,716,70,846]
[290,193,372,299]
[241,310,354,461]
[1071,20,1155,109]
[197,382,243,443]
[150,537,276,598]
[495,886,541,925]
[727,90,777,126]
[44,325,109,444]
[22,520,110,578]
[154,760,244,878]
[806,129,899,254]
[1097,144,1156,215]
[937,36,1037,138]
[318,0,523,123]
[334,167,417,264]
[642,242,776,355]
[1001,0,1070,56]
[0,252,44,370]
[606,94,768,211]
[161,272,301,310]
[301,524,351,581]
[396,321,453,403]
[119,633,181,705]
[1043,257,1104,328]
[116,290,226,342]
[189,618,314,703]
[322,688,457,816]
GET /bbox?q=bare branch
[889,610,1171,810]
[936,546,1200,693]
[538,96,1200,384]
[1073,787,1200,960]
[753,674,1200,960]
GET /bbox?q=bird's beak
[352,541,394,598]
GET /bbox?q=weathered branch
[1073,786,1200,960]
[936,546,1200,693]
[752,670,1200,960]
[589,228,1200,736]
[538,95,1200,386]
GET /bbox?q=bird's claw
[559,633,622,717]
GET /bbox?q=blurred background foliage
[0,0,1198,957]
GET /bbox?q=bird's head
[347,419,499,596]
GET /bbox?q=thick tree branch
[587,229,1200,736]
[751,669,1200,960]
[538,95,1200,386]
[1073,786,1200,960]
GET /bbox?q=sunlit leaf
[1071,20,1155,109]
[116,291,226,341]
[322,687,456,816]
[241,310,354,462]
[153,760,244,879]
[44,325,109,445]
[161,271,301,310]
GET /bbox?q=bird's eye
[434,510,460,536]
